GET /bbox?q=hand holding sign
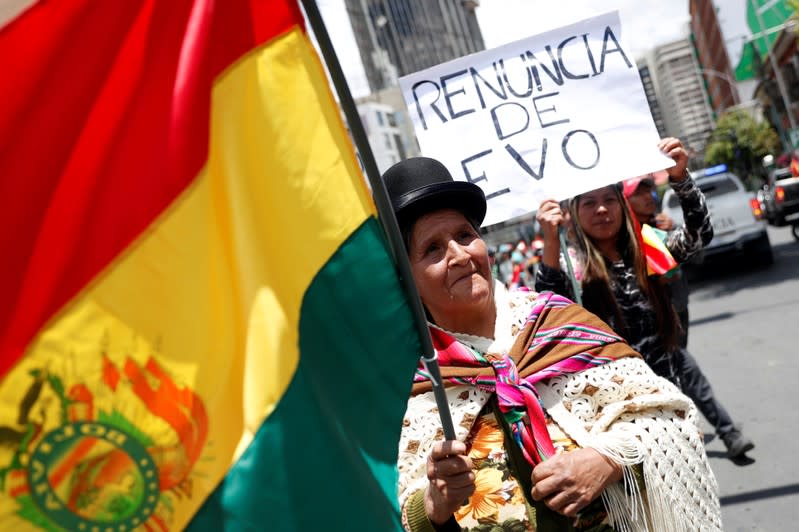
[537,200,564,240]
[400,11,674,226]
[659,137,689,181]
[536,199,566,270]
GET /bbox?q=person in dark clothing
[623,176,690,340]
[535,138,753,458]
[623,175,754,458]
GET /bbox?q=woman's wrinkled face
[408,209,493,323]
[576,186,623,244]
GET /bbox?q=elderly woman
[382,157,722,532]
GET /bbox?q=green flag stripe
[187,218,420,531]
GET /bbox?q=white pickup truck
[662,165,772,266]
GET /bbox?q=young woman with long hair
[535,138,753,458]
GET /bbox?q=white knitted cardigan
[397,284,722,532]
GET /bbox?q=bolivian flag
[640,224,678,277]
[0,1,420,530]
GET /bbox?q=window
[394,134,406,159]
[666,175,739,209]
[376,110,384,126]
[697,177,740,199]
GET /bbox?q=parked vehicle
[663,164,772,266]
[761,167,799,226]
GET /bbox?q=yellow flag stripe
[211,28,375,438]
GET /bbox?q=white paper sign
[399,11,674,226]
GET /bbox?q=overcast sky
[318,0,753,98]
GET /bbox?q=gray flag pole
[558,227,582,306]
[300,0,456,441]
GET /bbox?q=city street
[686,225,799,530]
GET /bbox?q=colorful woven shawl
[412,291,640,466]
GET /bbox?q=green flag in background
[735,0,794,80]
[736,40,760,81]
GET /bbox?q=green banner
[734,0,794,81]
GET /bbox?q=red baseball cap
[622,170,669,199]
[622,175,654,199]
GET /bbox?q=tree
[704,109,780,189]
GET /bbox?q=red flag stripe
[0,0,304,377]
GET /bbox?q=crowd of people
[381,137,753,531]
[489,239,543,290]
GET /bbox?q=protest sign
[399,11,674,226]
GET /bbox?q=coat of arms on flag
[1,343,208,531]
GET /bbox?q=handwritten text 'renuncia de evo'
[409,26,632,197]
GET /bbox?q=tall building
[689,0,740,115]
[356,99,411,173]
[637,58,668,138]
[344,0,485,92]
[654,38,715,161]
[358,86,421,158]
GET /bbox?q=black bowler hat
[381,157,487,232]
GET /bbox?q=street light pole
[699,68,740,106]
